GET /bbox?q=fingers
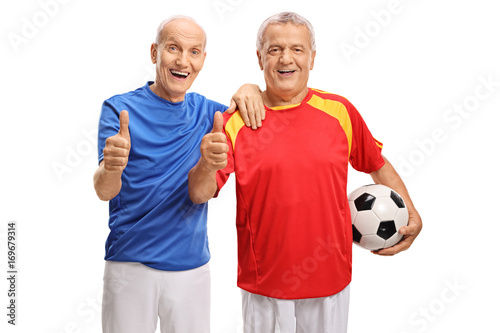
[372,237,411,256]
[259,101,266,122]
[103,111,131,173]
[118,110,130,138]
[238,102,251,128]
[226,100,237,115]
[372,226,417,256]
[211,111,224,133]
[200,131,229,171]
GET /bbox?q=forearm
[370,156,419,218]
[188,159,218,204]
[93,162,123,201]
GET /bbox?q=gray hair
[155,15,207,50]
[256,12,316,51]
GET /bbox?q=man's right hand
[102,110,131,173]
[199,111,228,172]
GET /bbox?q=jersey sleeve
[346,100,385,173]
[97,99,121,165]
[214,112,236,197]
[205,99,228,127]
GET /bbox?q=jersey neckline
[266,88,313,111]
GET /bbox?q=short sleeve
[214,112,235,197]
[347,101,385,173]
[97,99,121,165]
[206,99,228,127]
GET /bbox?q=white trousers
[102,261,211,333]
[242,285,350,333]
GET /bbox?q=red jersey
[216,88,384,299]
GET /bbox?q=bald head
[155,16,207,51]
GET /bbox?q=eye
[168,45,178,52]
[191,49,201,55]
[269,47,280,55]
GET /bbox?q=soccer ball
[348,184,409,251]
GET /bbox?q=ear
[310,50,316,70]
[257,50,264,70]
[151,43,158,64]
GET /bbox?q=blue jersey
[97,82,227,271]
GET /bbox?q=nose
[175,52,189,67]
[280,49,294,65]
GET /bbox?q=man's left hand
[372,210,422,256]
[226,84,265,130]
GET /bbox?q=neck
[263,87,309,108]
[149,82,185,103]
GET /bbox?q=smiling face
[150,19,206,102]
[257,22,316,107]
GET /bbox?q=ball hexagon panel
[359,234,386,251]
[353,210,380,235]
[371,197,399,221]
[364,184,392,197]
[394,208,409,231]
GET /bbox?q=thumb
[118,110,130,138]
[226,99,236,114]
[211,111,224,133]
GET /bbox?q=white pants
[242,285,350,333]
[102,261,211,333]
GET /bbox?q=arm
[226,84,265,130]
[188,111,228,204]
[94,161,123,201]
[93,110,131,201]
[369,156,422,256]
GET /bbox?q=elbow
[190,195,207,205]
[95,188,115,202]
[188,188,210,205]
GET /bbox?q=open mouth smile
[277,69,296,76]
[170,69,190,80]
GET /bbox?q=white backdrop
[1,0,499,332]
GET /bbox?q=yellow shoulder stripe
[307,94,353,155]
[225,112,246,151]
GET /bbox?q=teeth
[171,70,189,77]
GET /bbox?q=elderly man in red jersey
[189,12,422,333]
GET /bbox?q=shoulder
[104,85,147,107]
[309,88,354,108]
[107,84,146,101]
[185,92,227,109]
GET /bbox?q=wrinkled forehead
[262,22,312,49]
[159,19,206,49]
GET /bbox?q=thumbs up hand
[103,110,131,173]
[200,111,229,172]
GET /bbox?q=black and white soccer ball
[348,184,409,251]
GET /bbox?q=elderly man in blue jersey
[93,16,264,333]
